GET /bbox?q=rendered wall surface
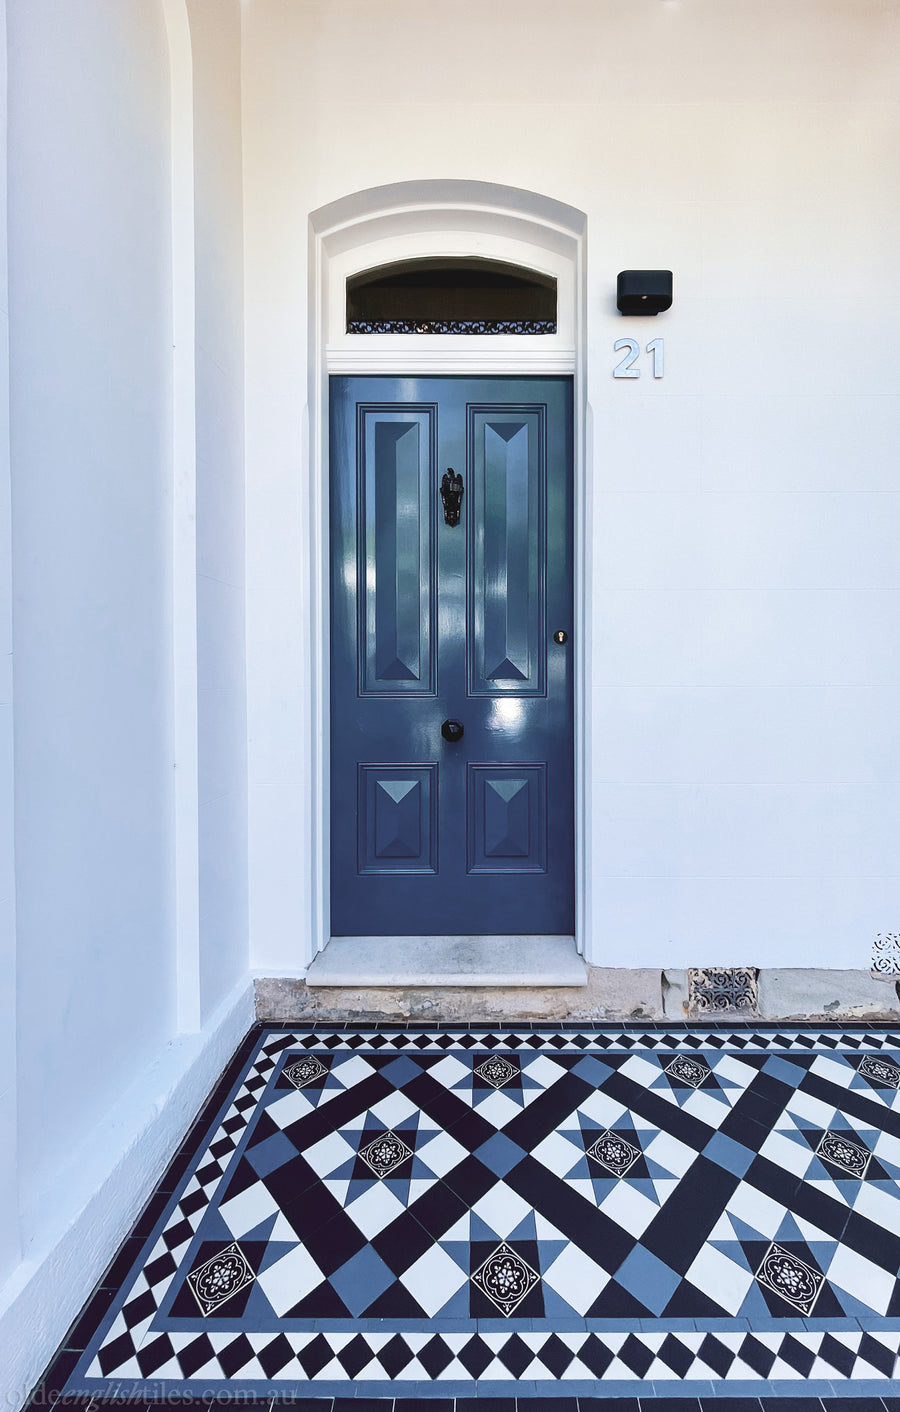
[0,3,253,1401]
[187,0,248,1024]
[242,0,900,973]
[0,0,16,1288]
[7,0,176,1242]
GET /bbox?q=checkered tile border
[76,1324,900,1385]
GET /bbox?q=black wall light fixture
[617,270,673,315]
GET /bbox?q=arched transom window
[346,257,557,335]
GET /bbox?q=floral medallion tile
[470,1241,541,1316]
[186,1241,255,1315]
[754,1241,824,1316]
[358,1127,414,1178]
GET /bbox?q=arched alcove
[310,178,583,375]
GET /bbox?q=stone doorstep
[305,934,588,988]
[255,963,900,1025]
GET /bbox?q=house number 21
[613,337,664,379]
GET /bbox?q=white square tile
[399,1243,468,1317]
[598,1179,659,1237]
[758,1131,813,1178]
[542,1242,610,1315]
[683,1090,731,1127]
[266,1090,313,1127]
[851,1179,900,1228]
[331,1055,377,1089]
[303,1129,356,1178]
[826,1243,894,1315]
[521,1054,568,1090]
[783,1088,838,1126]
[574,1089,626,1127]
[726,1182,786,1237]
[219,1180,278,1238]
[532,1130,583,1178]
[370,1090,418,1127]
[811,1055,855,1089]
[471,1180,532,1238]
[618,1054,663,1090]
[256,1242,324,1315]
[428,1054,471,1090]
[568,1177,604,1206]
[473,1089,521,1128]
[711,1054,759,1088]
[873,1128,900,1167]
[684,1243,754,1315]
[343,1180,406,1238]
[415,1129,469,1178]
[642,1129,697,1177]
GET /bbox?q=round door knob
[441,719,464,743]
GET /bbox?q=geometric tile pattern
[56,1026,900,1398]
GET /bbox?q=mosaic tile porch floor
[32,1023,900,1410]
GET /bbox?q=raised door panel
[359,407,436,695]
[467,763,547,874]
[468,406,546,697]
[358,764,437,874]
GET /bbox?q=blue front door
[330,376,574,936]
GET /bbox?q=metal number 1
[646,337,664,379]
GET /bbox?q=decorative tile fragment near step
[688,965,759,1015]
[872,931,900,976]
[49,1023,900,1402]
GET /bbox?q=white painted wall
[0,0,17,1290]
[0,2,252,1402]
[8,0,176,1237]
[187,0,248,1023]
[242,0,900,973]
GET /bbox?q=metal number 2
[613,338,641,379]
[613,337,665,379]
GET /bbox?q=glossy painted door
[330,377,573,936]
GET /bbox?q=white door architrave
[307,180,590,965]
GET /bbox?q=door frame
[308,181,590,962]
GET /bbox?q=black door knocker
[440,468,464,527]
